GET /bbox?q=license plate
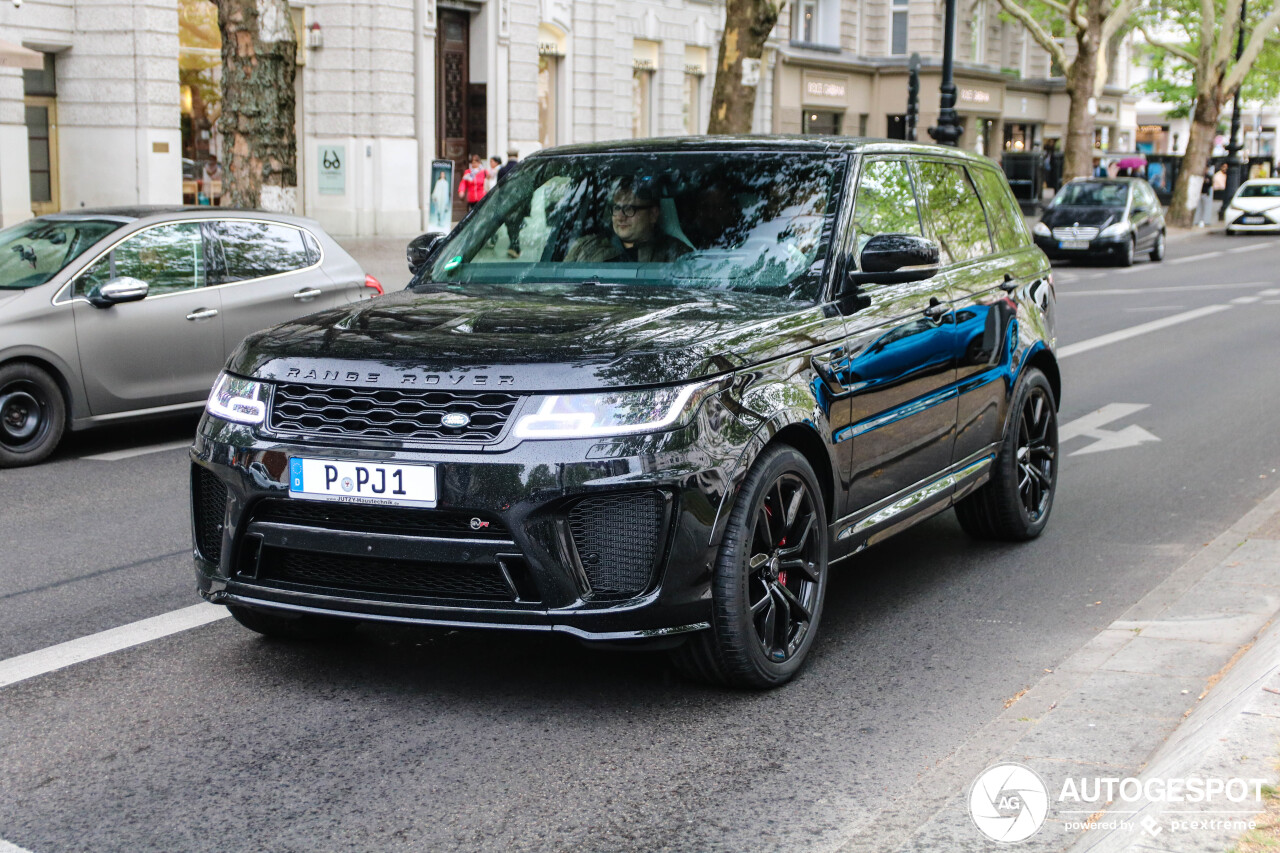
[1241,216,1267,224]
[1060,239,1090,250]
[288,457,436,508]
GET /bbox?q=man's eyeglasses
[611,202,656,217]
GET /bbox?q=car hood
[1041,206,1120,228]
[1229,196,1280,213]
[228,282,826,391]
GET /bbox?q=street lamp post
[1222,0,1248,217]
[906,53,920,142]
[929,0,963,146]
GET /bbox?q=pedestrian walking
[458,154,487,213]
[1195,166,1214,227]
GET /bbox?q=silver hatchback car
[0,206,382,467]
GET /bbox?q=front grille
[248,499,510,540]
[1051,226,1100,241]
[568,491,666,598]
[256,547,514,600]
[268,384,521,443]
[192,466,228,562]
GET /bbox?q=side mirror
[845,234,940,289]
[407,233,447,275]
[87,276,149,308]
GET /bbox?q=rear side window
[852,158,923,258]
[212,220,312,282]
[913,161,994,265]
[971,166,1028,253]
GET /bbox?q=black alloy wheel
[1014,385,1056,524]
[0,363,66,468]
[672,445,829,688]
[955,367,1058,541]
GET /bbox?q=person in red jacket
[458,154,487,212]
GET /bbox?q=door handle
[923,300,948,320]
[185,308,219,321]
[1000,272,1019,293]
[293,288,323,300]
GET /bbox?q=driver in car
[566,178,691,263]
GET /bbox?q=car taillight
[363,274,383,296]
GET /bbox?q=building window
[803,110,842,135]
[538,54,558,148]
[683,46,708,135]
[633,39,659,138]
[858,113,869,136]
[796,0,818,42]
[891,0,909,55]
[633,69,653,137]
[970,0,986,63]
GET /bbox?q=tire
[1149,230,1165,261]
[955,367,1058,542]
[1117,235,1135,267]
[1226,228,1236,236]
[0,362,67,468]
[671,445,829,689]
[228,604,357,641]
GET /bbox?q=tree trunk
[1061,52,1097,181]
[215,0,297,212]
[1166,93,1222,227]
[707,0,782,134]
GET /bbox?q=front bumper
[1033,232,1131,259]
[1225,211,1280,231]
[190,405,740,641]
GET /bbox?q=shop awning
[0,39,43,70]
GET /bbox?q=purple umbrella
[1115,156,1148,170]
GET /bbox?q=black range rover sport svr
[191,138,1060,688]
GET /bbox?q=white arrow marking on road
[1058,403,1160,456]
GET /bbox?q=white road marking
[1261,288,1280,296]
[1226,242,1275,253]
[0,839,35,853]
[1231,296,1262,304]
[1125,305,1185,312]
[1059,403,1160,456]
[1058,282,1269,296]
[1057,305,1232,359]
[0,604,229,690]
[82,439,192,462]
[1167,250,1224,265]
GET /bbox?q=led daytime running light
[206,373,267,425]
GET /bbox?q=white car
[1224,178,1280,234]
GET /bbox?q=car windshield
[418,151,847,302]
[1239,183,1280,198]
[1054,182,1130,207]
[0,218,121,290]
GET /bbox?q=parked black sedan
[1032,177,1165,266]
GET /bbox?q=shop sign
[318,145,345,196]
[960,87,991,104]
[806,78,847,98]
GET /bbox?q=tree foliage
[995,0,1141,179]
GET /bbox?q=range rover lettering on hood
[283,367,516,386]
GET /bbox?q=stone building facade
[1,0,1136,235]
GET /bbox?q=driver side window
[74,222,206,298]
[852,158,924,260]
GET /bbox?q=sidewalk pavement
[335,234,418,294]
[850,483,1280,852]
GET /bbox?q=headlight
[1100,222,1130,237]
[206,372,267,425]
[1032,221,1051,237]
[512,380,720,440]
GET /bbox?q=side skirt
[827,445,998,563]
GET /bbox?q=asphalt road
[2,231,1279,852]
